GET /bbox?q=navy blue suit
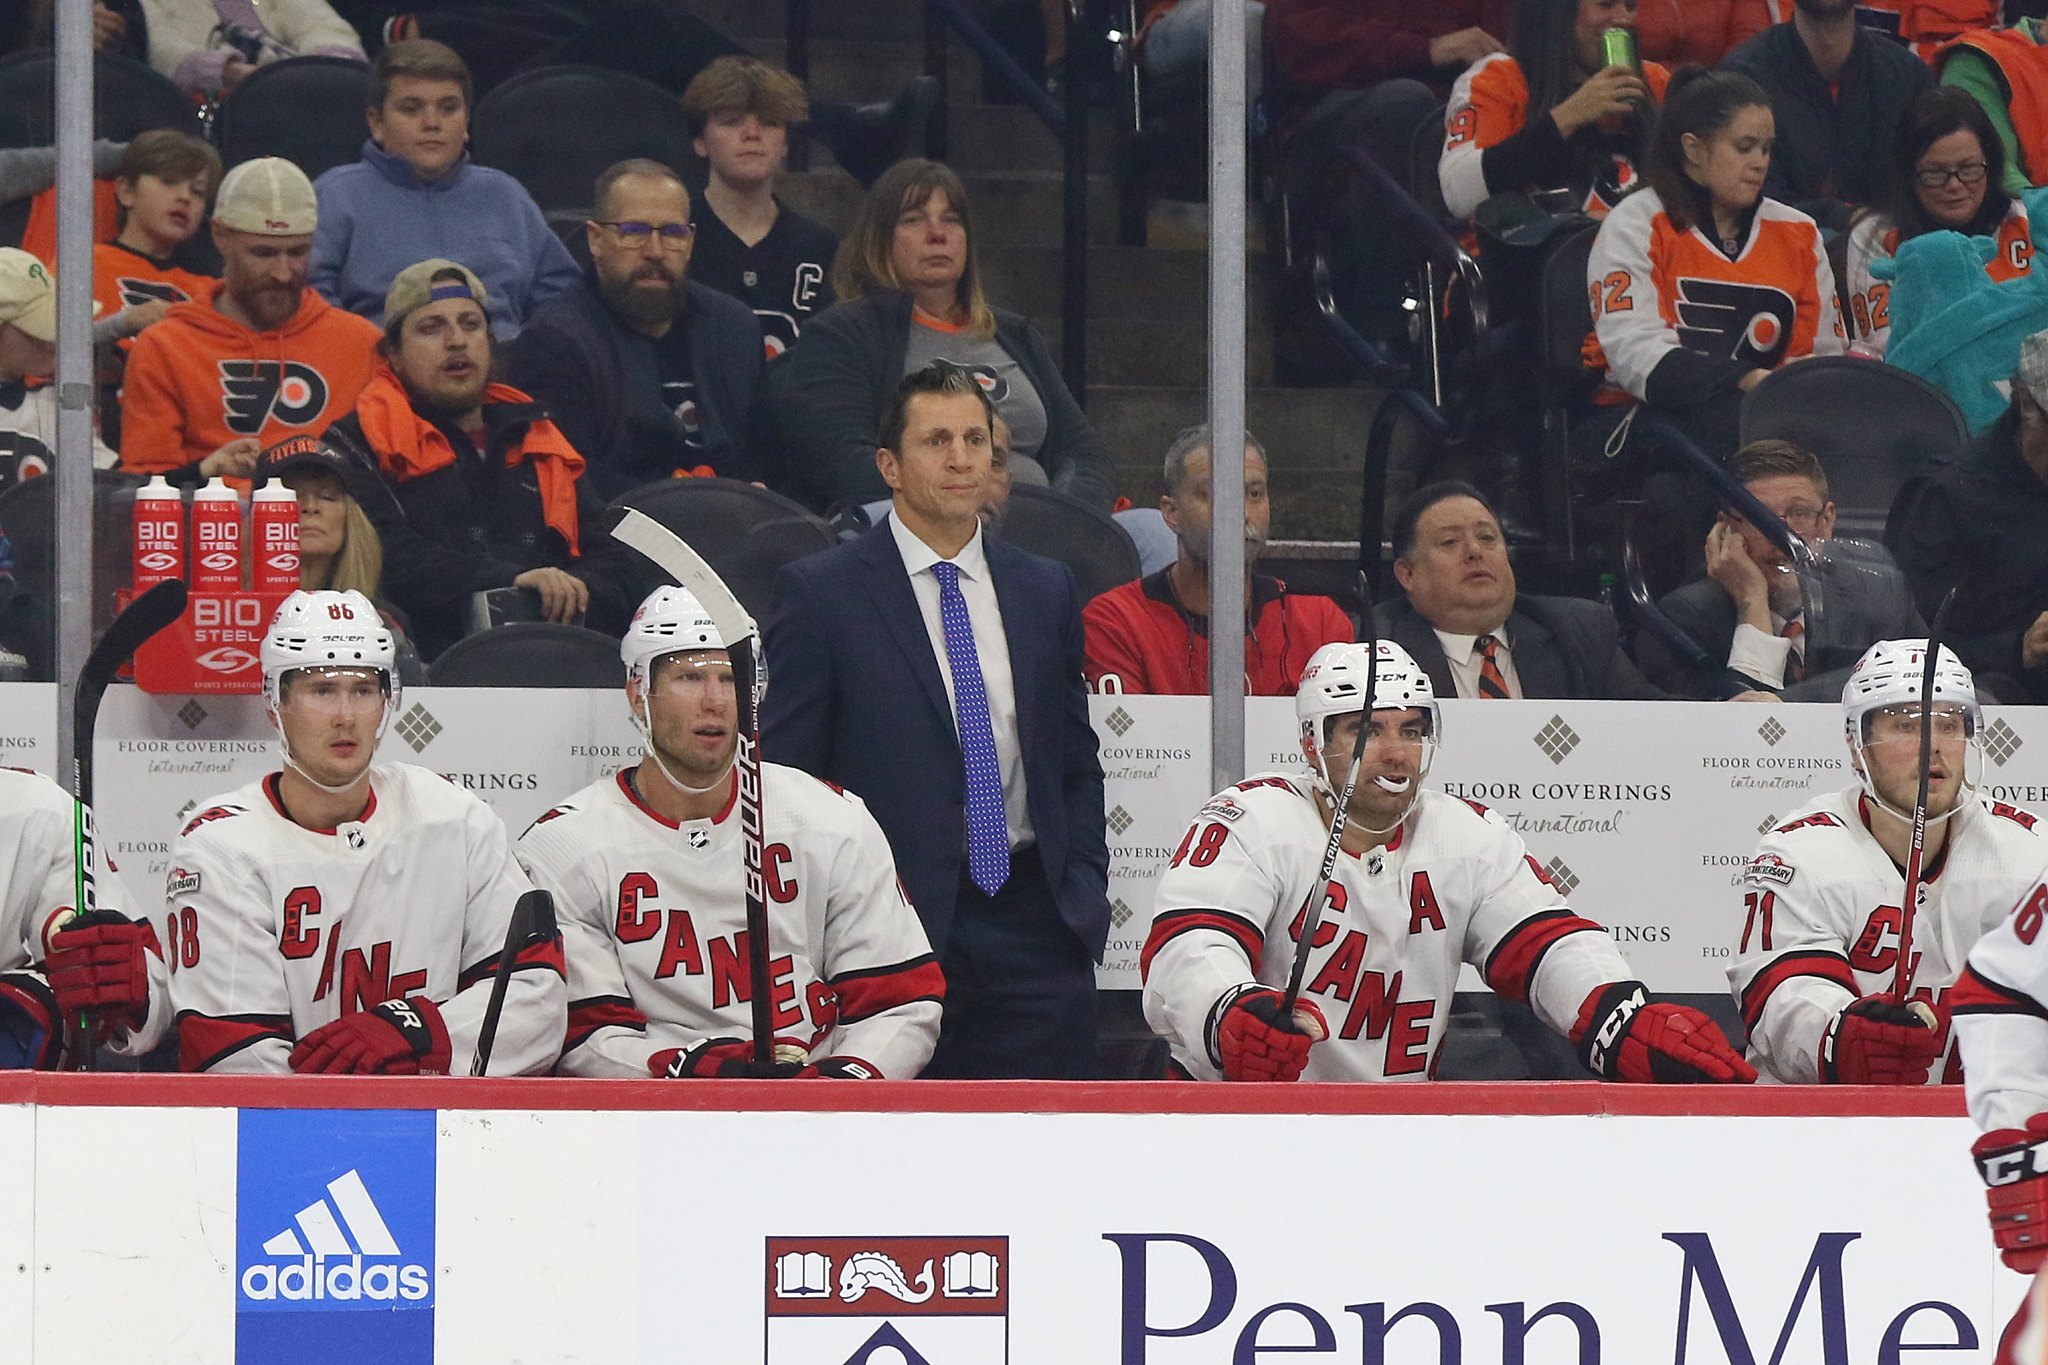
[763,520,1111,1077]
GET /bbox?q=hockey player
[1731,640,2048,1085]
[164,589,564,1074]
[1142,639,1753,1084]
[518,585,943,1078]
[0,768,167,1066]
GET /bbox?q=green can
[1601,25,1639,71]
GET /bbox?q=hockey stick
[1279,572,1375,1017]
[604,507,778,1069]
[1892,589,1959,1015]
[471,888,555,1076]
[65,578,189,1069]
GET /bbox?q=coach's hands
[291,997,451,1075]
[1822,994,1942,1085]
[1214,986,1328,1082]
[1574,981,1757,1084]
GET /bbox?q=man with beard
[1725,0,1932,231]
[120,158,381,483]
[317,258,635,657]
[518,585,943,1079]
[506,159,764,498]
[1082,425,1351,694]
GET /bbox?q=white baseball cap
[213,157,318,236]
[0,248,57,343]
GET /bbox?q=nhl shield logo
[765,1236,1007,1363]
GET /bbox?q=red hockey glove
[1212,985,1329,1083]
[290,997,450,1075]
[1574,981,1757,1084]
[797,1057,882,1079]
[1821,995,1942,1085]
[0,971,61,1070]
[653,1037,804,1078]
[1976,1114,2048,1273]
[45,909,152,1033]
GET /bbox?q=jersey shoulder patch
[166,866,202,898]
[1742,851,1796,888]
[1198,794,1249,823]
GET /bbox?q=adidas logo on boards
[239,1168,430,1303]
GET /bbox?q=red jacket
[1266,0,1516,92]
[1083,570,1354,696]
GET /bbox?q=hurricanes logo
[1673,278,1798,368]
[219,360,330,434]
[116,276,188,309]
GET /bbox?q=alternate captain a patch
[765,1235,1007,1363]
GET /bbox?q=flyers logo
[936,361,1010,403]
[116,276,187,309]
[218,360,330,435]
[1673,277,1797,368]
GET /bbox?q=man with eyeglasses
[507,158,765,499]
[1637,440,1923,699]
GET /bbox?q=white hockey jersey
[1142,776,1635,1082]
[163,763,565,1075]
[0,767,170,1058]
[518,764,944,1079]
[1841,200,2034,358]
[1952,862,2048,1132]
[1729,785,2048,1085]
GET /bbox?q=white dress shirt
[890,514,1035,849]
[1433,625,1524,699]
[1727,613,1803,691]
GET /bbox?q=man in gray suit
[1374,481,1666,700]
[1638,441,1923,700]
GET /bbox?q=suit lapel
[1508,608,1569,698]
[988,541,1037,751]
[854,525,956,723]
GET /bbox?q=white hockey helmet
[621,585,730,688]
[261,589,397,717]
[1842,638,1981,819]
[1295,640,1440,785]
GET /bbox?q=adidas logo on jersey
[239,1168,430,1303]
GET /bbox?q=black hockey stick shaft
[1893,588,1958,1004]
[1280,573,1375,1015]
[67,579,188,1070]
[735,636,774,1067]
[472,889,554,1076]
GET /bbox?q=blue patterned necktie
[933,561,1010,895]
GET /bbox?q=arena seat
[609,477,836,623]
[0,470,142,681]
[1739,356,1968,541]
[212,55,372,182]
[426,621,625,687]
[996,484,1139,603]
[470,64,695,215]
[0,51,199,149]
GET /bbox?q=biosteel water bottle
[251,480,300,594]
[191,477,244,591]
[131,475,185,590]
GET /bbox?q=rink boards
[11,686,2048,993]
[0,1077,2026,1364]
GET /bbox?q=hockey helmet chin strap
[630,676,734,798]
[270,668,391,798]
[1850,726,1980,828]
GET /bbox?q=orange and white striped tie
[1476,635,1511,699]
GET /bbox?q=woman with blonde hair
[779,158,1115,513]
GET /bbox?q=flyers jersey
[1440,52,1672,220]
[1585,187,1845,397]
[1842,200,2034,358]
[163,763,565,1075]
[0,768,170,1056]
[1142,776,1636,1082]
[1729,785,2048,1085]
[517,764,944,1079]
[92,241,215,351]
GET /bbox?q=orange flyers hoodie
[93,242,217,352]
[119,281,381,478]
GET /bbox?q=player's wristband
[1574,980,1648,1080]
[1978,1134,2048,1188]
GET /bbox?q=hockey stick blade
[472,889,554,1076]
[1893,589,1959,1005]
[604,507,758,646]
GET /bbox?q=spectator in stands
[120,157,380,484]
[138,0,365,98]
[1377,480,1667,698]
[311,40,578,336]
[1888,328,2048,704]
[1935,16,2048,195]
[94,130,220,345]
[1636,0,1766,67]
[1637,440,1923,697]
[781,159,1116,514]
[1844,88,2032,360]
[1135,1,1266,105]
[1265,0,1511,99]
[316,259,633,659]
[1084,425,1351,695]
[11,2,148,61]
[1586,67,1844,460]
[505,159,763,497]
[1439,0,1668,223]
[681,57,838,362]
[1723,0,1931,232]
[0,249,116,485]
